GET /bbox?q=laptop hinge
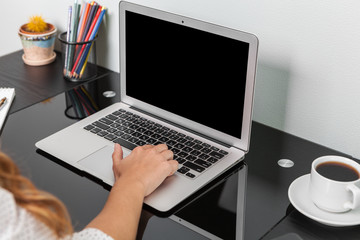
[130,106,232,148]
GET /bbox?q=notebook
[0,88,15,131]
[35,1,258,213]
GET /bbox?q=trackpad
[77,145,130,185]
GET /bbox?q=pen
[0,97,6,109]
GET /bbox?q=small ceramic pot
[18,23,57,66]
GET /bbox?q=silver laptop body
[36,1,258,213]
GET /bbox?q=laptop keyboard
[83,109,229,179]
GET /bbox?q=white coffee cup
[309,155,360,213]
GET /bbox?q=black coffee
[316,161,360,182]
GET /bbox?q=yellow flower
[27,15,48,33]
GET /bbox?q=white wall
[2,0,360,158]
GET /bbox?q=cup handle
[344,184,360,210]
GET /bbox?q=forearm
[86,180,145,240]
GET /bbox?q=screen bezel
[119,1,258,152]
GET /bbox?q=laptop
[35,1,258,213]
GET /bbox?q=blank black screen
[125,11,249,138]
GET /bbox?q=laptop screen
[124,11,250,139]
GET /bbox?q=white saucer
[288,174,360,227]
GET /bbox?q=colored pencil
[64,6,72,76]
[66,0,80,75]
[64,1,106,79]
[81,2,97,42]
[77,8,106,77]
[77,1,91,42]
[70,6,102,76]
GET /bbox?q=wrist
[112,176,146,199]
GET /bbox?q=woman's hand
[112,143,178,197]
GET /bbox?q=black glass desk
[1,50,360,239]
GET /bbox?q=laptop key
[117,126,127,131]
[136,140,147,146]
[114,131,125,137]
[192,144,203,150]
[122,122,131,127]
[177,166,190,174]
[184,141,195,147]
[115,119,126,124]
[207,157,219,164]
[183,161,205,173]
[121,134,131,140]
[93,121,110,130]
[177,133,186,138]
[128,137,139,143]
[107,128,117,133]
[124,129,135,134]
[186,172,196,178]
[159,136,169,143]
[174,143,185,149]
[201,148,211,154]
[139,135,150,141]
[161,126,170,131]
[105,134,117,141]
[90,128,101,134]
[110,123,122,128]
[154,128,165,134]
[209,151,225,159]
[119,114,128,119]
[177,138,187,143]
[97,131,108,137]
[131,132,142,137]
[169,134,179,140]
[185,155,197,162]
[201,143,211,148]
[176,158,186,164]
[146,138,157,144]
[210,146,220,151]
[113,138,137,150]
[137,127,147,133]
[106,114,118,121]
[182,146,192,152]
[84,125,94,130]
[190,149,201,156]
[198,153,210,160]
[112,110,123,116]
[151,133,162,139]
[99,118,113,125]
[219,150,229,155]
[166,140,177,146]
[143,130,154,136]
[185,136,194,141]
[194,159,212,168]
[178,151,188,158]
[172,148,181,155]
[129,124,139,130]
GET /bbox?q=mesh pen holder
[58,32,98,82]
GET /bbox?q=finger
[140,144,153,150]
[153,143,168,152]
[112,143,123,163]
[167,160,179,176]
[112,144,123,180]
[161,149,174,160]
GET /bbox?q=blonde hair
[0,151,73,238]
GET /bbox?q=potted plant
[18,15,57,66]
